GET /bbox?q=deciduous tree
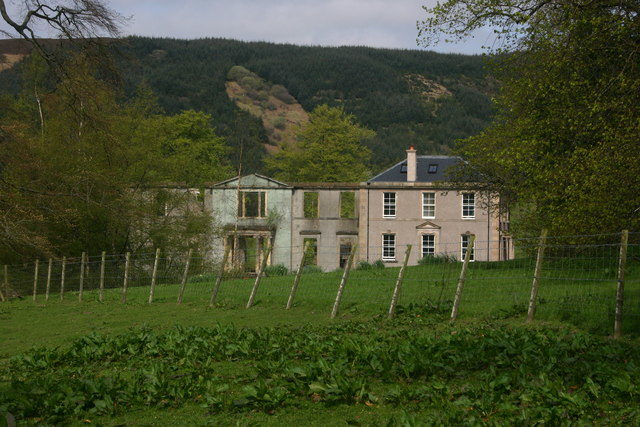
[419,0,640,237]
[0,0,123,69]
[0,55,229,261]
[266,105,374,182]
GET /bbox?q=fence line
[2,231,640,337]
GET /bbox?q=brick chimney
[406,146,417,182]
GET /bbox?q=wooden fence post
[246,243,273,309]
[331,244,358,319]
[148,248,161,304]
[451,235,475,322]
[209,246,231,307]
[122,252,130,304]
[32,259,40,302]
[99,251,106,302]
[388,245,412,319]
[78,252,86,302]
[60,256,66,301]
[526,229,548,323]
[45,258,52,301]
[177,249,192,304]
[286,240,311,309]
[614,230,629,339]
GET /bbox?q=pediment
[213,173,291,189]
[416,220,441,230]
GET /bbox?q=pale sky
[2,0,492,54]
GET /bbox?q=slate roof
[368,156,462,183]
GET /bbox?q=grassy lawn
[1,257,640,424]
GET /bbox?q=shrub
[264,264,289,277]
[356,261,373,270]
[418,254,457,265]
[240,75,265,91]
[270,84,296,104]
[357,260,384,270]
[227,65,252,81]
[372,260,385,269]
[188,273,217,283]
[302,265,322,274]
[273,117,286,130]
[246,89,268,101]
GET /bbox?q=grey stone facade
[206,151,512,272]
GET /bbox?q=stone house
[290,183,360,271]
[206,149,512,272]
[206,174,292,272]
[358,147,512,265]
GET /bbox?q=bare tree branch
[0,0,124,68]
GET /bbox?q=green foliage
[303,192,319,218]
[0,37,495,172]
[420,0,640,236]
[356,260,385,270]
[2,322,640,423]
[302,265,322,274]
[226,65,252,81]
[418,254,457,265]
[140,110,233,185]
[302,238,319,267]
[270,84,295,104]
[356,261,374,270]
[239,75,265,92]
[272,116,286,130]
[264,264,289,277]
[372,260,386,269]
[0,55,223,261]
[266,105,374,182]
[339,191,356,218]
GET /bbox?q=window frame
[303,191,319,218]
[382,234,396,261]
[461,192,475,219]
[383,192,396,218]
[421,233,435,258]
[460,234,475,262]
[339,191,356,219]
[422,192,436,219]
[303,237,318,266]
[238,191,267,218]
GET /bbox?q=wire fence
[2,231,639,336]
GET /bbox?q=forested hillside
[0,37,495,173]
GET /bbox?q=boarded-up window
[238,191,266,218]
[340,192,356,218]
[303,238,318,265]
[303,192,319,218]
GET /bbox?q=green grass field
[2,257,640,425]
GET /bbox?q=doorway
[226,234,270,273]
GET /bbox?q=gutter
[367,184,370,262]
[487,195,491,262]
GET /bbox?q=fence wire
[2,232,639,336]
